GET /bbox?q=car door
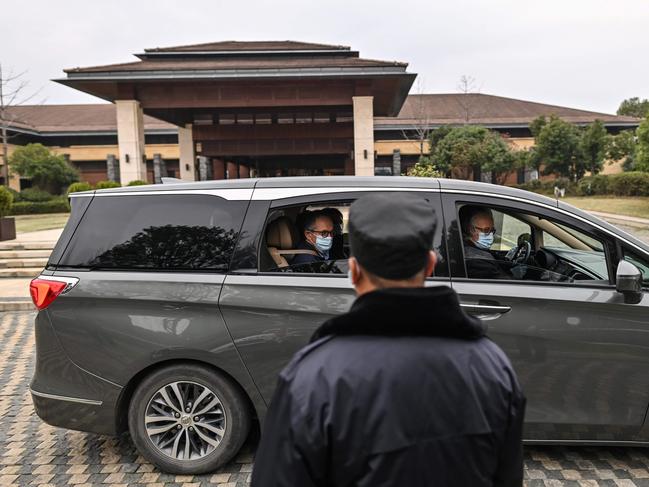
[220,188,449,405]
[442,190,649,442]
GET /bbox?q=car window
[260,193,448,277]
[623,249,649,287]
[59,194,248,272]
[457,203,610,284]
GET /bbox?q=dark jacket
[251,286,526,487]
[464,241,511,279]
[291,240,326,266]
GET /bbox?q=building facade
[0,41,640,190]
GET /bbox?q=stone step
[0,249,52,259]
[0,258,49,269]
[0,242,55,251]
[0,268,44,278]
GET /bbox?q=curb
[0,301,33,312]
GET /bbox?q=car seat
[265,216,317,268]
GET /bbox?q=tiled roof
[374,93,640,127]
[5,94,639,135]
[64,55,406,74]
[144,40,351,52]
[5,104,174,134]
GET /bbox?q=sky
[1,0,647,115]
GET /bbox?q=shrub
[0,186,14,218]
[94,180,121,189]
[67,182,93,195]
[607,171,649,196]
[7,187,21,202]
[19,187,54,202]
[9,143,79,194]
[8,197,70,215]
[126,180,148,186]
[578,175,609,195]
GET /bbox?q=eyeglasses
[307,229,334,238]
[473,225,497,235]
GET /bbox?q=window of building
[59,195,248,272]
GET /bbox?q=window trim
[444,193,616,287]
[247,190,450,278]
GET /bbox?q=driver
[460,206,509,279]
[292,211,335,265]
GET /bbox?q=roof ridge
[144,40,352,53]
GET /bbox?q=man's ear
[425,250,437,278]
[349,257,361,285]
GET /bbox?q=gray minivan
[30,176,649,474]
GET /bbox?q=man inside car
[292,210,336,265]
[461,205,510,279]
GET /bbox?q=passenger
[461,205,509,279]
[291,210,335,265]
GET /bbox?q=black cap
[349,193,437,279]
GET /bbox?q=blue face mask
[314,236,333,254]
[475,232,494,250]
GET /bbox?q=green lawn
[14,213,70,234]
[561,196,649,219]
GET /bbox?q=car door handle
[460,304,512,320]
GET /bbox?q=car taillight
[29,278,69,310]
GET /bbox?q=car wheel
[128,363,251,474]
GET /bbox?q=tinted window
[260,193,448,277]
[457,203,610,283]
[59,195,248,272]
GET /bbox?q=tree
[606,130,636,171]
[400,79,433,157]
[617,97,649,118]
[407,156,443,178]
[431,126,515,183]
[579,120,607,175]
[0,64,41,187]
[532,116,584,182]
[635,117,649,172]
[457,75,479,124]
[9,143,78,194]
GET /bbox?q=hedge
[578,172,649,196]
[8,198,70,215]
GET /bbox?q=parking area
[2,310,649,486]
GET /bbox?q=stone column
[116,100,147,184]
[106,154,120,183]
[198,156,210,181]
[392,149,401,176]
[352,96,375,176]
[153,153,167,183]
[178,124,196,181]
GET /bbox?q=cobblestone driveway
[3,311,649,486]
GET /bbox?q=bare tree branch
[0,63,44,186]
[400,78,433,158]
[457,75,479,124]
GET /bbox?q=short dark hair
[301,210,333,232]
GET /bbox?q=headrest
[266,216,298,250]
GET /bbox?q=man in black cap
[251,193,525,487]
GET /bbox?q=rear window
[58,194,248,272]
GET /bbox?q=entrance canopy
[56,41,416,181]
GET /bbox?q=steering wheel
[509,240,532,265]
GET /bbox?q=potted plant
[0,186,16,241]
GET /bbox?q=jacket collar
[310,286,486,343]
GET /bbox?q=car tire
[128,363,251,474]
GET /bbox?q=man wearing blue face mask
[292,211,335,265]
[461,206,509,279]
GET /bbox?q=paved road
[3,311,649,486]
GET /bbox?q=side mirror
[616,260,643,303]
